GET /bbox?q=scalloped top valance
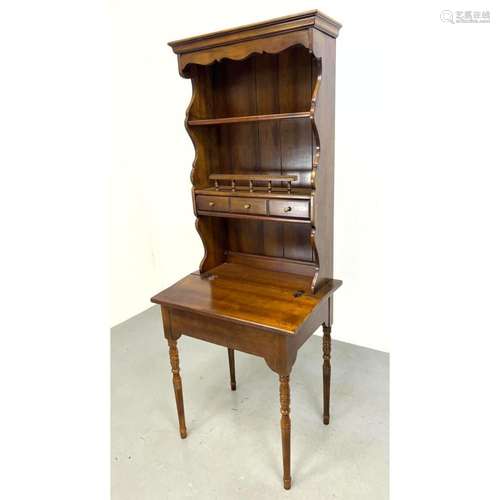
[168,10,342,76]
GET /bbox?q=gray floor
[111,306,389,499]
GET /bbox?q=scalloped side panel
[309,57,323,292]
[194,217,209,271]
[310,57,322,191]
[309,227,320,293]
[195,217,227,273]
[184,78,198,186]
[185,70,226,272]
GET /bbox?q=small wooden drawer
[268,199,309,219]
[196,195,230,212]
[230,197,267,215]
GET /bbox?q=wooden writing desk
[151,10,342,490]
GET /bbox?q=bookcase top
[168,10,342,55]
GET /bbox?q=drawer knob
[243,203,251,209]
[209,201,215,207]
[283,206,292,213]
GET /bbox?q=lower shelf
[195,186,312,199]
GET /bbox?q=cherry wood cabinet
[151,10,342,490]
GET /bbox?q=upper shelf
[188,111,312,126]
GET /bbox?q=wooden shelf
[188,111,312,126]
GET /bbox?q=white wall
[111,0,496,351]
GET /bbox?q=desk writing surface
[152,263,341,334]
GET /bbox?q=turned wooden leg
[323,325,332,425]
[227,348,236,390]
[167,338,187,439]
[279,375,292,490]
